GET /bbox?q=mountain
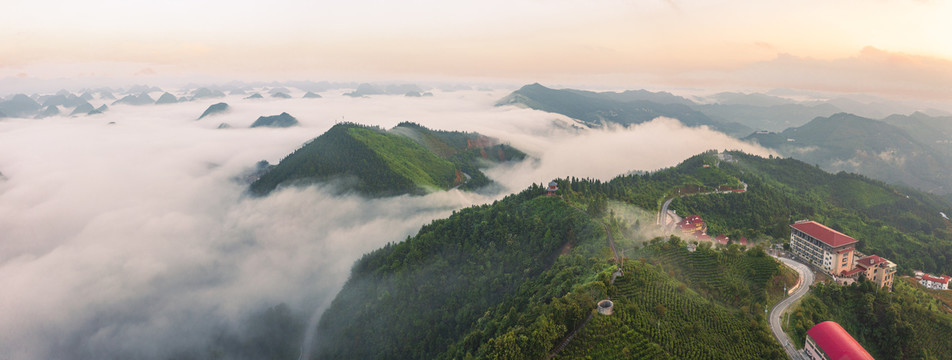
[882,112,952,153]
[746,113,952,194]
[244,93,264,99]
[497,83,752,136]
[271,92,291,99]
[0,94,42,117]
[88,104,108,115]
[126,85,162,94]
[112,93,155,106]
[69,102,95,116]
[311,150,952,359]
[197,102,229,119]
[267,87,290,95]
[249,112,299,128]
[35,105,60,119]
[190,88,226,100]
[40,93,88,108]
[0,110,6,118]
[706,91,796,107]
[344,83,424,97]
[592,88,695,105]
[693,102,842,132]
[155,92,178,104]
[344,83,383,97]
[249,122,526,197]
[302,91,322,99]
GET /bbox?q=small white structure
[597,300,614,315]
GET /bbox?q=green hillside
[558,253,786,360]
[249,122,525,197]
[659,152,952,274]
[309,151,952,359]
[787,279,952,360]
[745,113,952,194]
[496,83,752,137]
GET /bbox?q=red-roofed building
[790,220,858,275]
[677,215,706,236]
[804,321,873,360]
[738,237,748,246]
[715,235,729,245]
[920,274,951,290]
[855,255,897,290]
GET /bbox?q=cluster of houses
[676,215,747,251]
[789,220,897,289]
[915,271,951,290]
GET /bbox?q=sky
[0,90,774,359]
[2,0,952,99]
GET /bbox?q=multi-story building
[790,220,857,275]
[855,255,897,290]
[803,321,874,360]
[921,274,951,290]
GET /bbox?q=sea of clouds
[0,88,772,359]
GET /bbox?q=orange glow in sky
[1,0,951,98]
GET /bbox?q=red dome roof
[807,321,873,360]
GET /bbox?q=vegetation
[249,122,526,197]
[314,192,609,359]
[667,152,952,274]
[746,112,952,194]
[787,279,952,360]
[558,258,786,360]
[312,150,952,359]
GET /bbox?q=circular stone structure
[597,299,614,315]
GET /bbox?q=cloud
[708,47,952,102]
[0,88,772,359]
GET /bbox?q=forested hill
[314,185,789,360]
[311,151,952,359]
[495,83,752,137]
[249,122,526,197]
[745,113,952,194]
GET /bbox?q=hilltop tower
[546,180,558,197]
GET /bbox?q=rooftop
[922,274,951,284]
[791,221,858,247]
[856,255,887,268]
[840,268,865,277]
[807,321,874,360]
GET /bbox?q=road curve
[768,256,814,360]
[658,197,675,228]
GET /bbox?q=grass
[347,127,457,190]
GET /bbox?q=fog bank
[0,89,771,359]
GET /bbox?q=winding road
[768,256,814,360]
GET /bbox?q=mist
[0,88,772,359]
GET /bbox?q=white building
[790,221,857,276]
[920,274,951,290]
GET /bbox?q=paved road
[658,197,675,229]
[768,256,814,360]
